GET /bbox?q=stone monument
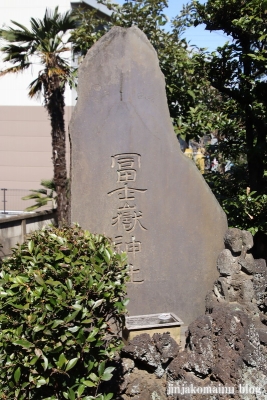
[70,26,228,325]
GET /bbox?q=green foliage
[223,191,267,235]
[170,0,267,234]
[71,0,169,56]
[206,165,267,235]
[22,180,56,212]
[0,225,129,399]
[188,0,267,193]
[70,7,110,57]
[107,0,169,33]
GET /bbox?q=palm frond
[1,43,28,54]
[39,36,66,53]
[0,64,30,76]
[41,179,55,190]
[1,44,30,65]
[30,17,46,40]
[49,46,72,55]
[28,77,43,99]
[30,189,48,195]
[10,21,33,36]
[23,195,53,212]
[1,25,35,44]
[22,179,56,211]
[54,10,77,33]
[44,6,60,26]
[1,7,75,99]
[22,192,46,200]
[24,204,45,212]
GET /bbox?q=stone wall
[109,228,267,400]
[0,210,56,257]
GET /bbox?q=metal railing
[0,188,51,215]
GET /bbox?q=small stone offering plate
[126,312,184,330]
[158,313,172,323]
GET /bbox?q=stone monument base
[122,313,183,345]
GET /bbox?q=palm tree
[0,7,77,226]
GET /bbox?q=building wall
[0,106,72,190]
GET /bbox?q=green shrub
[0,225,129,400]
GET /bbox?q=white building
[0,0,111,212]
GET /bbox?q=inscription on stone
[70,26,228,325]
[108,153,147,284]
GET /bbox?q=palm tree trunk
[46,78,69,226]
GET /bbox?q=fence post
[1,189,7,214]
[21,218,26,242]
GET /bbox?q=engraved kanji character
[108,183,147,201]
[128,264,144,284]
[126,236,141,258]
[112,209,147,232]
[114,236,123,252]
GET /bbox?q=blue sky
[115,0,231,52]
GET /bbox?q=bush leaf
[65,357,79,372]
[14,367,21,384]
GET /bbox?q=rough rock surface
[168,305,267,399]
[121,369,167,400]
[121,332,179,377]
[205,228,266,322]
[253,259,267,318]
[114,229,267,399]
[117,307,267,399]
